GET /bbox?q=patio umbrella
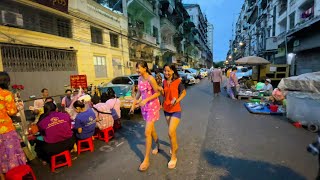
[235,56,271,65]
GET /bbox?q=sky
[183,0,244,62]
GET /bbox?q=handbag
[111,99,120,120]
[92,107,112,129]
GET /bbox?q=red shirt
[163,79,184,113]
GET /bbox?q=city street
[31,79,317,180]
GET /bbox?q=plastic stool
[5,165,36,180]
[51,151,72,172]
[99,127,114,143]
[77,137,94,155]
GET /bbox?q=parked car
[236,66,252,80]
[179,71,196,85]
[178,71,190,85]
[199,68,208,78]
[104,75,139,87]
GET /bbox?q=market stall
[235,56,271,82]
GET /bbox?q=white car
[199,69,208,77]
[179,71,195,85]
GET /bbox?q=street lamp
[228,55,232,59]
[239,42,244,46]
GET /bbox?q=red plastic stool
[5,165,36,180]
[51,150,72,172]
[92,128,100,139]
[99,127,114,143]
[77,137,94,155]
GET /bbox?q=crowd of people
[0,61,188,178]
[0,71,122,179]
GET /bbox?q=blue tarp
[244,103,285,115]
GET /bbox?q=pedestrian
[130,61,161,171]
[210,66,223,96]
[73,100,96,140]
[0,72,27,180]
[36,102,75,164]
[227,67,239,100]
[160,64,187,169]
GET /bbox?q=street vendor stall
[235,56,271,82]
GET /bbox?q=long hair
[163,64,180,81]
[38,102,57,123]
[107,87,116,99]
[136,61,152,75]
[73,100,85,109]
[0,72,10,90]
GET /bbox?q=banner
[70,75,87,89]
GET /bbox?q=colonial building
[127,0,161,72]
[0,0,129,99]
[184,4,213,68]
[231,0,320,75]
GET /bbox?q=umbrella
[235,56,271,65]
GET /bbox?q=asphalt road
[32,79,318,180]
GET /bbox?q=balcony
[143,32,157,44]
[160,18,176,33]
[127,0,156,18]
[161,43,177,52]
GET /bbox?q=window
[272,6,276,37]
[153,26,159,44]
[112,77,123,84]
[93,56,107,78]
[91,26,103,44]
[289,12,295,29]
[110,33,119,48]
[0,1,72,38]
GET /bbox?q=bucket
[270,105,278,112]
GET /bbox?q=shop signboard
[70,75,87,89]
[36,0,68,13]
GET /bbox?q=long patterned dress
[0,88,26,174]
[138,76,160,122]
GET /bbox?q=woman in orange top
[160,64,187,169]
[0,72,26,180]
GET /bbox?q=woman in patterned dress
[0,72,26,180]
[130,61,161,171]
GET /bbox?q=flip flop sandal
[139,162,150,172]
[168,159,177,169]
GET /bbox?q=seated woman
[269,88,286,105]
[36,102,75,163]
[73,100,96,140]
[262,79,273,96]
[105,88,121,129]
[92,93,114,130]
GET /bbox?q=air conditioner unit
[127,61,133,68]
[1,10,23,27]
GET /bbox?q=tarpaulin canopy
[235,56,271,65]
[278,71,320,93]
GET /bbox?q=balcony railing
[143,32,157,44]
[161,43,177,52]
[128,0,156,15]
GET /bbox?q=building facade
[207,23,214,61]
[0,0,129,98]
[231,0,320,75]
[184,4,213,68]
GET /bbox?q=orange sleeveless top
[163,79,182,113]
